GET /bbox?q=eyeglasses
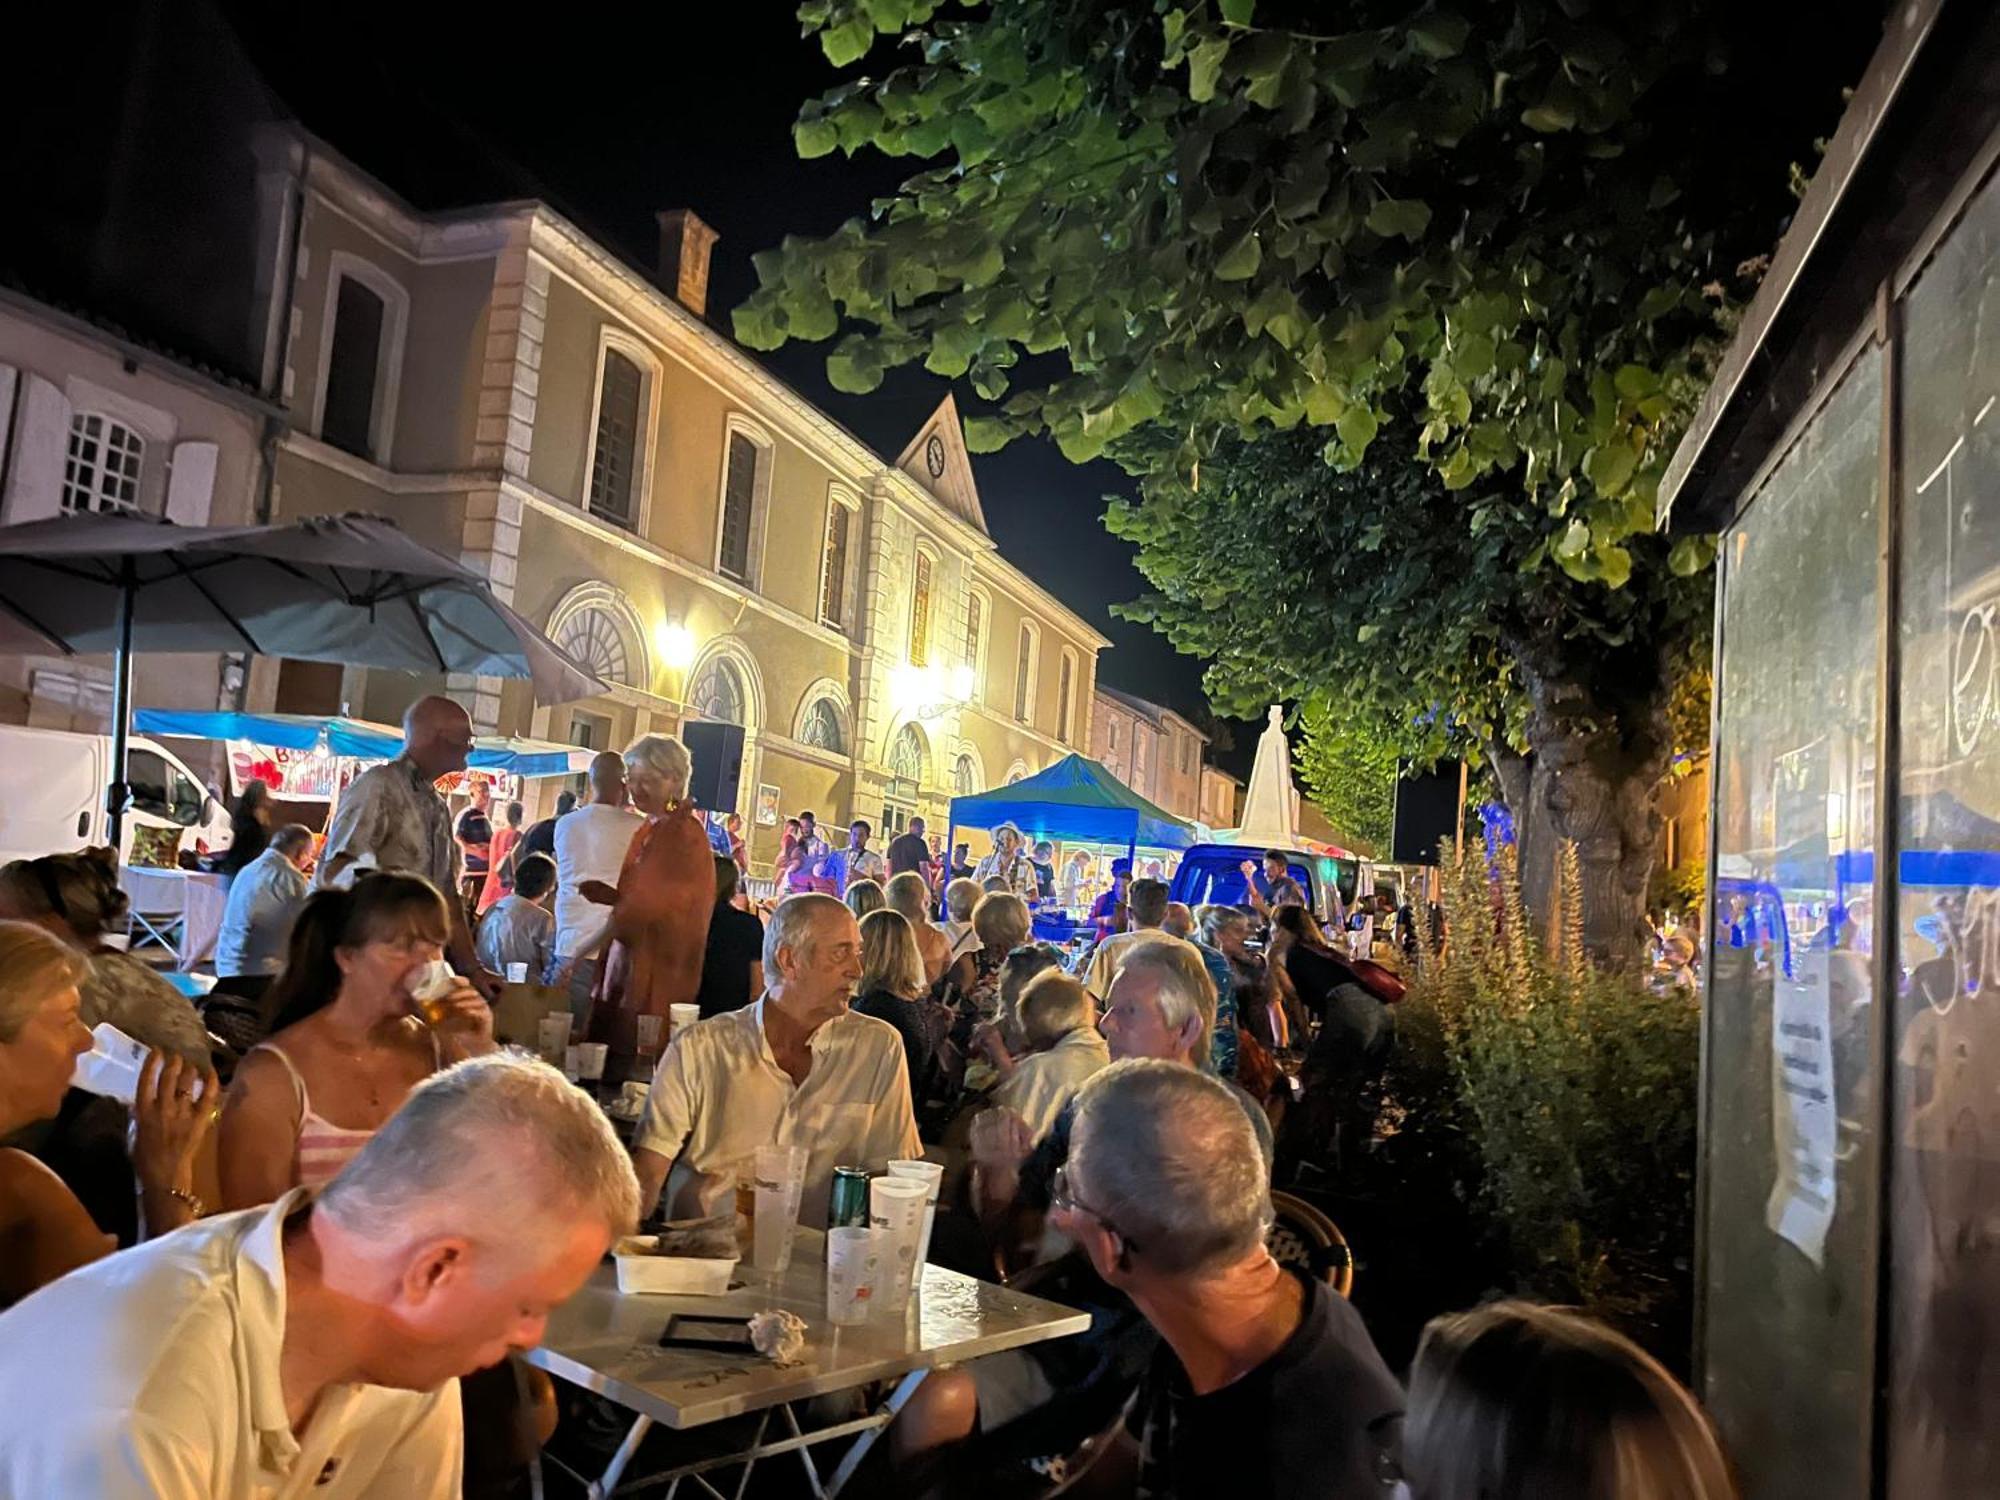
[1050,1163,1139,1254]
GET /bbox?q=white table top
[524,1228,1091,1429]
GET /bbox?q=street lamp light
[891,661,974,718]
[655,620,696,672]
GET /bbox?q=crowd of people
[0,700,1745,1498]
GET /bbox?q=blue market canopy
[949,754,1196,850]
[135,709,591,778]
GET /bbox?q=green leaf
[1366,197,1432,239]
[1668,534,1715,577]
[1408,10,1470,59]
[794,115,839,159]
[1612,364,1659,400]
[826,341,884,394]
[820,18,876,68]
[1521,97,1577,133]
[1187,38,1229,102]
[1219,0,1255,26]
[1584,441,1638,498]
[1336,403,1379,455]
[1594,541,1633,589]
[963,414,1014,452]
[1303,383,1348,425]
[1554,518,1590,563]
[1214,230,1262,281]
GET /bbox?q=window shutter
[164,440,219,526]
[0,374,72,525]
[0,366,15,494]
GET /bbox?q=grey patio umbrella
[0,511,607,844]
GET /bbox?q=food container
[611,1236,739,1296]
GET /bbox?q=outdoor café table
[526,1226,1090,1499]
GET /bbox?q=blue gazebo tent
[947,754,1196,870]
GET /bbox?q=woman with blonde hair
[1403,1301,1737,1500]
[851,909,940,1101]
[0,920,215,1307]
[845,878,886,921]
[886,872,951,986]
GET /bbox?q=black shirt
[851,988,935,1099]
[887,831,931,877]
[694,904,765,1018]
[515,815,559,866]
[1127,1272,1404,1500]
[454,806,493,873]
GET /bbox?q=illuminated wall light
[656,620,696,672]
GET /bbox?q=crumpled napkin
[748,1309,807,1363]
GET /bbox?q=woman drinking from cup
[0,920,216,1308]
[217,874,492,1209]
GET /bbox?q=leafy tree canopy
[740,0,1858,587]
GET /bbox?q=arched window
[799,697,846,754]
[61,414,145,514]
[954,752,979,795]
[690,658,746,724]
[890,723,928,783]
[552,606,635,689]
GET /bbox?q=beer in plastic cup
[752,1144,808,1275]
[634,1014,664,1055]
[825,1226,884,1325]
[575,1042,608,1081]
[868,1176,930,1306]
[536,1013,572,1064]
[886,1159,944,1274]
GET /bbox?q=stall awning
[949,754,1196,850]
[134,710,592,778]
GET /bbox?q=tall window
[718,432,760,582]
[61,414,144,514]
[587,349,644,529]
[322,275,387,459]
[909,549,933,666]
[821,500,853,628]
[1057,650,1077,745]
[963,588,987,703]
[890,724,927,783]
[1014,622,1039,724]
[954,753,978,795]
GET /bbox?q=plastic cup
[868,1176,930,1306]
[537,1013,572,1063]
[576,1042,608,1081]
[886,1159,944,1276]
[634,1014,663,1055]
[825,1226,884,1325]
[505,961,529,983]
[752,1144,808,1275]
[669,1003,701,1036]
[562,1044,581,1081]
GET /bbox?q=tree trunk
[1508,659,1673,970]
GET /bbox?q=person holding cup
[218,875,493,1209]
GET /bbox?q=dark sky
[219,3,1253,772]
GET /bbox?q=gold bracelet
[167,1186,206,1219]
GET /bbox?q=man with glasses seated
[890,938,1273,1479]
[1056,1062,1403,1498]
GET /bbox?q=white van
[0,725,232,867]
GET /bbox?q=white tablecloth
[118,867,230,969]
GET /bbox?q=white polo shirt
[636,996,921,1226]
[552,802,645,958]
[0,1190,460,1498]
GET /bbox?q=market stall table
[526,1227,1090,1499]
[118,865,229,967]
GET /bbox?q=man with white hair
[632,892,919,1225]
[1060,1062,1403,1498]
[316,694,494,994]
[0,1053,637,1497]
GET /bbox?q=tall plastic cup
[869,1176,930,1306]
[885,1159,944,1276]
[537,1013,572,1064]
[825,1226,884,1325]
[752,1144,808,1275]
[669,1003,701,1038]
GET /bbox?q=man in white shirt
[634,893,920,1225]
[823,819,888,894]
[0,1053,637,1499]
[552,751,644,1021]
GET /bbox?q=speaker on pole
[1391,760,1462,865]
[682,721,745,813]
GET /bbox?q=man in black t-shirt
[693,854,766,1018]
[1062,1061,1403,1500]
[887,815,931,878]
[515,789,575,868]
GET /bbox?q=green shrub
[1412,842,1700,1356]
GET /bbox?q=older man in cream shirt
[633,893,919,1226]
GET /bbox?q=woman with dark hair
[217,873,492,1210]
[1403,1301,1738,1500]
[217,779,275,880]
[1269,902,1392,1176]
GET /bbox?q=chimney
[656,209,720,320]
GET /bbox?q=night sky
[219,3,1255,774]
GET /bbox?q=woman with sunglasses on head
[0,921,216,1308]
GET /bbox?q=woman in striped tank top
[216,874,494,1208]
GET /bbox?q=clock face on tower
[925,434,947,478]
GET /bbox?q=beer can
[827,1166,870,1229]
